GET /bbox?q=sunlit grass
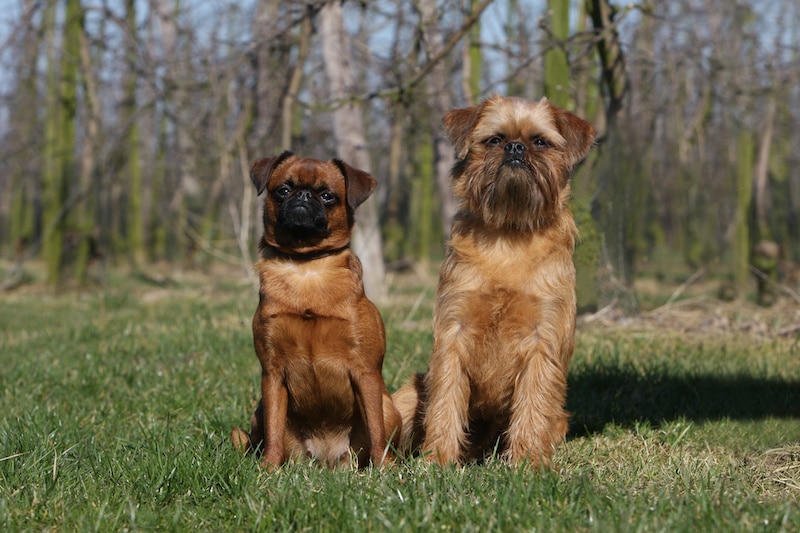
[1,267,798,531]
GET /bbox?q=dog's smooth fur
[393,95,596,466]
[231,152,400,468]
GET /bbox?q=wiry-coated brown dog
[231,151,400,468]
[393,95,596,467]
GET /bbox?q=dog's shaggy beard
[462,157,562,232]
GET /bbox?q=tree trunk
[544,0,571,109]
[318,1,386,301]
[7,0,39,263]
[585,0,637,313]
[42,0,79,289]
[587,0,628,127]
[413,135,436,262]
[415,0,461,239]
[150,115,168,261]
[75,7,100,285]
[546,0,601,313]
[384,103,408,263]
[462,0,483,105]
[570,2,602,313]
[41,0,61,287]
[752,96,778,306]
[723,130,755,301]
[504,0,526,97]
[251,0,280,146]
[151,0,185,262]
[280,7,312,151]
[124,0,145,268]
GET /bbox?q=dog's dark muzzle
[278,189,328,235]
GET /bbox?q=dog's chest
[285,355,356,422]
[258,260,360,319]
[255,260,361,420]
[442,228,577,313]
[437,232,576,411]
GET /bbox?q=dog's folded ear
[547,102,597,167]
[250,151,294,195]
[332,159,376,210]
[442,104,485,160]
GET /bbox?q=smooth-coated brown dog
[393,95,596,467]
[231,151,400,468]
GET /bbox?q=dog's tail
[391,372,427,456]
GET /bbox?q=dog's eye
[486,136,503,146]
[273,185,291,201]
[319,191,338,206]
[532,137,550,148]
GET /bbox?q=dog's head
[250,152,376,255]
[443,95,595,231]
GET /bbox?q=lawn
[1,266,798,531]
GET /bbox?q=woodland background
[1,0,799,313]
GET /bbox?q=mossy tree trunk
[585,0,636,313]
[544,0,571,109]
[462,0,482,105]
[150,0,186,262]
[8,0,39,263]
[541,0,605,313]
[569,3,604,312]
[413,136,436,262]
[124,0,145,269]
[505,0,526,97]
[75,4,100,285]
[42,0,80,289]
[723,130,755,300]
[41,0,61,287]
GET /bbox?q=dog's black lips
[278,198,327,236]
[501,155,531,170]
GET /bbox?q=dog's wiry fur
[393,95,596,466]
[231,152,400,468]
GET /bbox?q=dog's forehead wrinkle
[474,100,565,146]
[279,163,338,192]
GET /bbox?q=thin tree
[413,0,494,239]
[543,0,571,109]
[42,0,80,288]
[6,0,39,266]
[280,6,312,151]
[74,5,101,285]
[542,0,602,312]
[751,96,778,306]
[318,1,386,301]
[586,0,639,313]
[124,0,145,268]
[462,0,483,104]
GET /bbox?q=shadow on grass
[567,369,800,437]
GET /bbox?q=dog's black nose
[296,189,313,203]
[504,142,525,156]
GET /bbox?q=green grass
[1,268,798,531]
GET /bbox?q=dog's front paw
[230,426,252,453]
[420,441,460,466]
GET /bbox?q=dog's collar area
[264,244,351,261]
